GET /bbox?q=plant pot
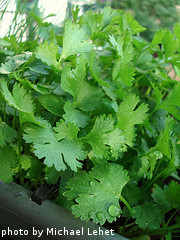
[0,181,128,240]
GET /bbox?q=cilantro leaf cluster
[0,6,179,239]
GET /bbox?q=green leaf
[61,56,104,112]
[26,157,44,182]
[157,82,180,120]
[138,151,163,179]
[75,80,104,111]
[126,12,146,35]
[45,166,61,184]
[153,117,174,159]
[20,155,31,171]
[54,119,79,141]
[35,41,59,69]
[84,52,109,87]
[151,29,164,46]
[113,60,135,87]
[152,181,180,210]
[23,123,86,172]
[109,35,124,58]
[61,20,93,60]
[61,55,86,100]
[82,7,119,36]
[0,121,17,147]
[0,52,32,74]
[132,202,163,230]
[39,93,64,117]
[110,30,133,63]
[0,80,36,125]
[63,101,89,128]
[111,31,135,87]
[84,115,114,159]
[108,128,126,159]
[162,30,176,60]
[64,163,129,225]
[117,94,149,146]
[0,146,18,183]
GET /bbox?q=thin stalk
[124,222,136,229]
[165,209,179,228]
[153,157,163,177]
[145,86,152,96]
[119,195,132,215]
[144,168,166,190]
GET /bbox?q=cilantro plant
[0,6,180,239]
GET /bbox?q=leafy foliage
[132,202,163,229]
[0,80,36,125]
[23,123,86,171]
[111,0,180,41]
[60,20,93,60]
[0,5,179,240]
[64,163,129,224]
[117,94,149,146]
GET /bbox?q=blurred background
[0,0,180,41]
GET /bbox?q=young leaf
[138,151,163,179]
[54,119,79,141]
[113,60,135,87]
[162,30,176,60]
[117,94,149,146]
[126,12,146,34]
[61,20,93,60]
[35,41,59,69]
[84,115,114,159]
[63,101,89,128]
[64,163,129,225]
[110,30,133,63]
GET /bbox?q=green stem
[165,209,179,228]
[119,195,132,215]
[153,157,163,177]
[144,168,166,190]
